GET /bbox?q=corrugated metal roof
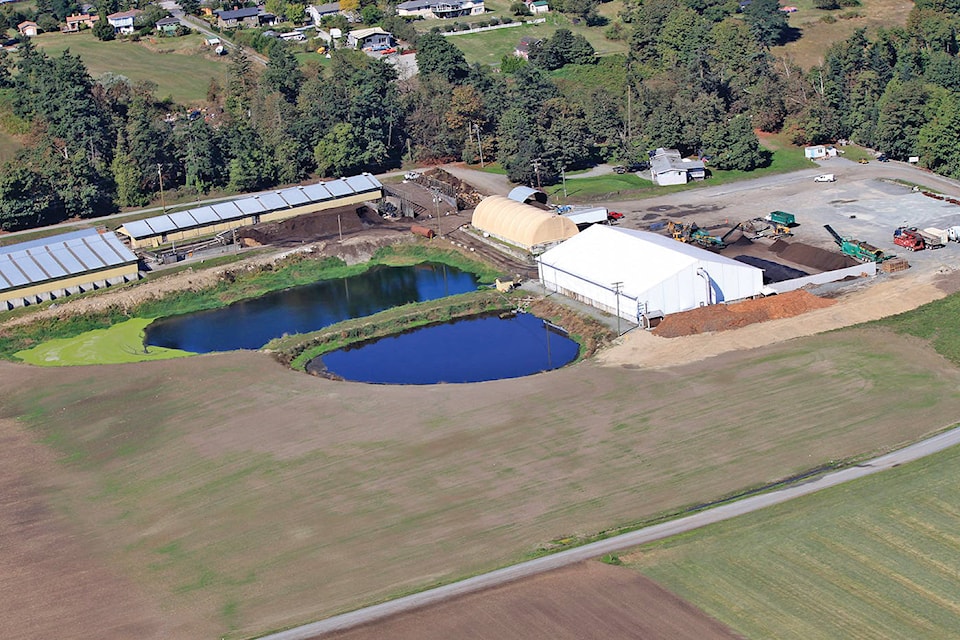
[278,186,309,206]
[117,175,383,239]
[0,229,137,294]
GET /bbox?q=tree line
[1,0,960,231]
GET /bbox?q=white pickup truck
[814,174,836,182]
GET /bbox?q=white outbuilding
[537,225,764,327]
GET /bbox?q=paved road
[259,423,960,639]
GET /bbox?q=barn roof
[471,195,578,250]
[118,174,382,240]
[0,229,137,293]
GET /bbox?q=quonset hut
[0,229,140,311]
[117,174,383,250]
[537,225,763,327]
[471,195,578,252]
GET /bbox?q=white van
[814,173,836,182]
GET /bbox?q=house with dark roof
[155,16,180,34]
[306,1,342,24]
[346,27,393,50]
[216,6,260,28]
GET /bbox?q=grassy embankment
[32,31,228,104]
[4,243,505,365]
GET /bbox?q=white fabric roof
[539,224,757,298]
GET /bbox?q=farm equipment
[689,223,725,248]
[893,227,926,251]
[666,221,690,241]
[824,224,888,262]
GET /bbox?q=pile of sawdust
[652,290,836,337]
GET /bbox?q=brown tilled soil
[322,561,744,640]
[652,290,837,337]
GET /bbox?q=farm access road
[263,422,960,640]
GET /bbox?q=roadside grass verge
[625,440,960,639]
[31,31,227,104]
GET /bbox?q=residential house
[106,9,143,34]
[155,16,180,35]
[306,1,342,25]
[528,0,548,13]
[396,0,484,18]
[514,36,540,59]
[649,148,706,186]
[215,6,260,28]
[62,13,99,33]
[346,27,393,50]
[17,20,38,37]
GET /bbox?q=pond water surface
[308,311,579,384]
[144,263,480,353]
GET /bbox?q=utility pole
[612,281,623,337]
[432,189,442,237]
[531,158,542,191]
[474,122,485,168]
[561,166,567,200]
[157,163,166,214]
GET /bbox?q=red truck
[893,226,925,251]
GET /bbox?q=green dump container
[768,210,796,226]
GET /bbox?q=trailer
[562,207,608,227]
[923,226,960,244]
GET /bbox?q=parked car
[877,154,889,162]
[607,211,625,220]
[814,174,836,182]
[612,165,627,174]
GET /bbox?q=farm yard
[625,442,960,639]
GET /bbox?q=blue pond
[308,311,579,384]
[144,263,480,353]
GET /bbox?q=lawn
[625,441,960,639]
[0,129,22,162]
[543,144,815,202]
[31,31,228,104]
[5,323,960,638]
[444,13,627,66]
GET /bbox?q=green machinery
[824,225,888,263]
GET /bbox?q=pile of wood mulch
[652,290,836,337]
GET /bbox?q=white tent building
[537,225,764,327]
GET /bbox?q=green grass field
[626,442,960,639]
[14,317,194,365]
[32,32,228,104]
[446,13,627,66]
[0,130,22,162]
